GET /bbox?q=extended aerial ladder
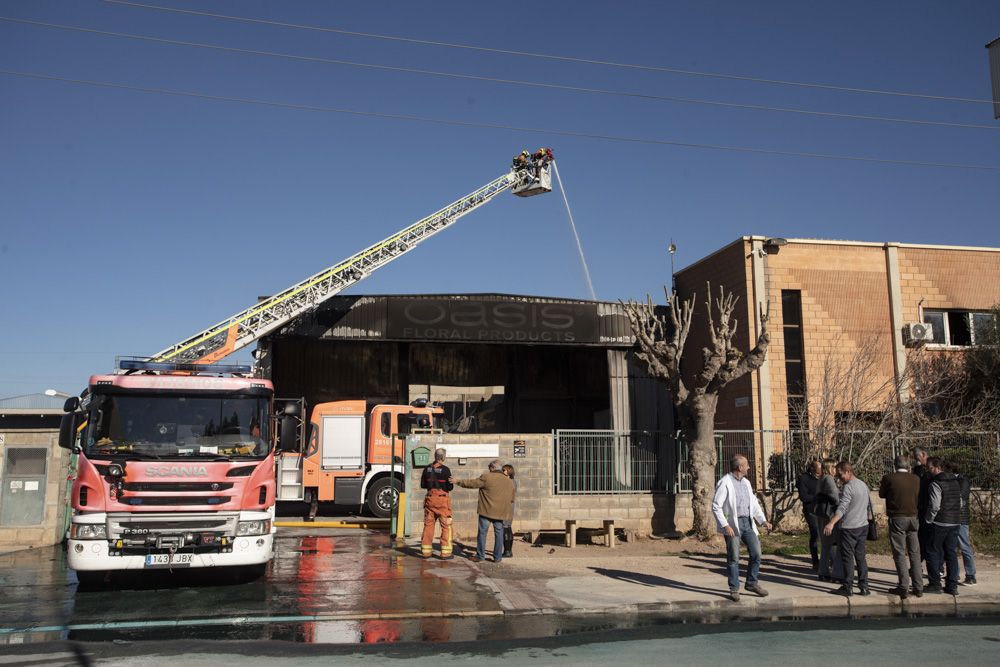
[148,155,553,365]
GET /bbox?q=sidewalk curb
[494,594,998,619]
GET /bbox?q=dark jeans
[888,516,922,590]
[839,525,869,591]
[918,516,930,562]
[928,523,960,590]
[476,515,505,563]
[803,510,820,566]
[958,525,977,579]
[723,517,761,591]
[816,514,843,580]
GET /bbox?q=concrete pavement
[416,537,1000,620]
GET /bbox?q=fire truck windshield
[84,393,270,460]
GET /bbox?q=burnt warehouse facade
[257,294,671,435]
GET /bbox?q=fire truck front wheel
[365,477,399,518]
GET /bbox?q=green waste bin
[411,447,431,468]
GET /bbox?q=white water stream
[551,161,597,301]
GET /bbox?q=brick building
[674,237,1000,434]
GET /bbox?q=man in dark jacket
[925,457,962,595]
[879,454,922,598]
[420,448,455,559]
[796,460,822,570]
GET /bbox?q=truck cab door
[366,408,395,466]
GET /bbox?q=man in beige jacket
[453,459,515,563]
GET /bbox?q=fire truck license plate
[144,553,193,568]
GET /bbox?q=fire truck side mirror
[279,415,299,452]
[59,412,83,451]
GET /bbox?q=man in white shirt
[712,455,772,602]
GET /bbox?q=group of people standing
[792,447,977,599]
[419,449,516,563]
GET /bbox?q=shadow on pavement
[588,567,732,599]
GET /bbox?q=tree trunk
[687,397,718,540]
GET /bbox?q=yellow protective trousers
[421,490,453,558]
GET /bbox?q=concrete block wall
[404,433,676,540]
[0,429,70,551]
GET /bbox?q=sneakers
[729,590,740,602]
[502,550,513,558]
[470,556,485,563]
[858,586,871,596]
[963,577,978,586]
[888,586,909,599]
[924,583,943,594]
[833,585,853,597]
[745,584,769,597]
[944,587,959,596]
[911,586,924,598]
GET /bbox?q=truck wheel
[365,477,399,518]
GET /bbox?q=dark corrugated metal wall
[270,338,611,433]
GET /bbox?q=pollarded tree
[622,284,769,539]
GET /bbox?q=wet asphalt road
[3,529,1000,661]
[0,529,507,645]
[2,614,1000,665]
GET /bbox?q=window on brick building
[782,290,809,430]
[922,310,996,346]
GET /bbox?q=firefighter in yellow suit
[420,448,454,559]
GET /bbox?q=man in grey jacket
[823,461,871,597]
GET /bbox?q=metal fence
[554,428,1000,495]
[554,430,671,494]
[675,430,785,493]
[768,430,1000,491]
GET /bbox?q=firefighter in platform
[421,448,455,559]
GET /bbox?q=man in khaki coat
[453,459,515,563]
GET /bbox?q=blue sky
[2,1,999,398]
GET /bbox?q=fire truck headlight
[71,524,108,540]
[236,520,270,536]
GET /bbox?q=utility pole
[668,240,677,295]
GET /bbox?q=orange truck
[276,399,444,518]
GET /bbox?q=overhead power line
[3,68,999,172]
[103,0,993,105]
[3,16,998,132]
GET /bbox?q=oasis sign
[387,298,600,343]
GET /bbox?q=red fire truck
[59,360,296,583]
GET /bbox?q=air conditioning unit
[903,322,934,345]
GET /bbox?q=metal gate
[1,447,48,526]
